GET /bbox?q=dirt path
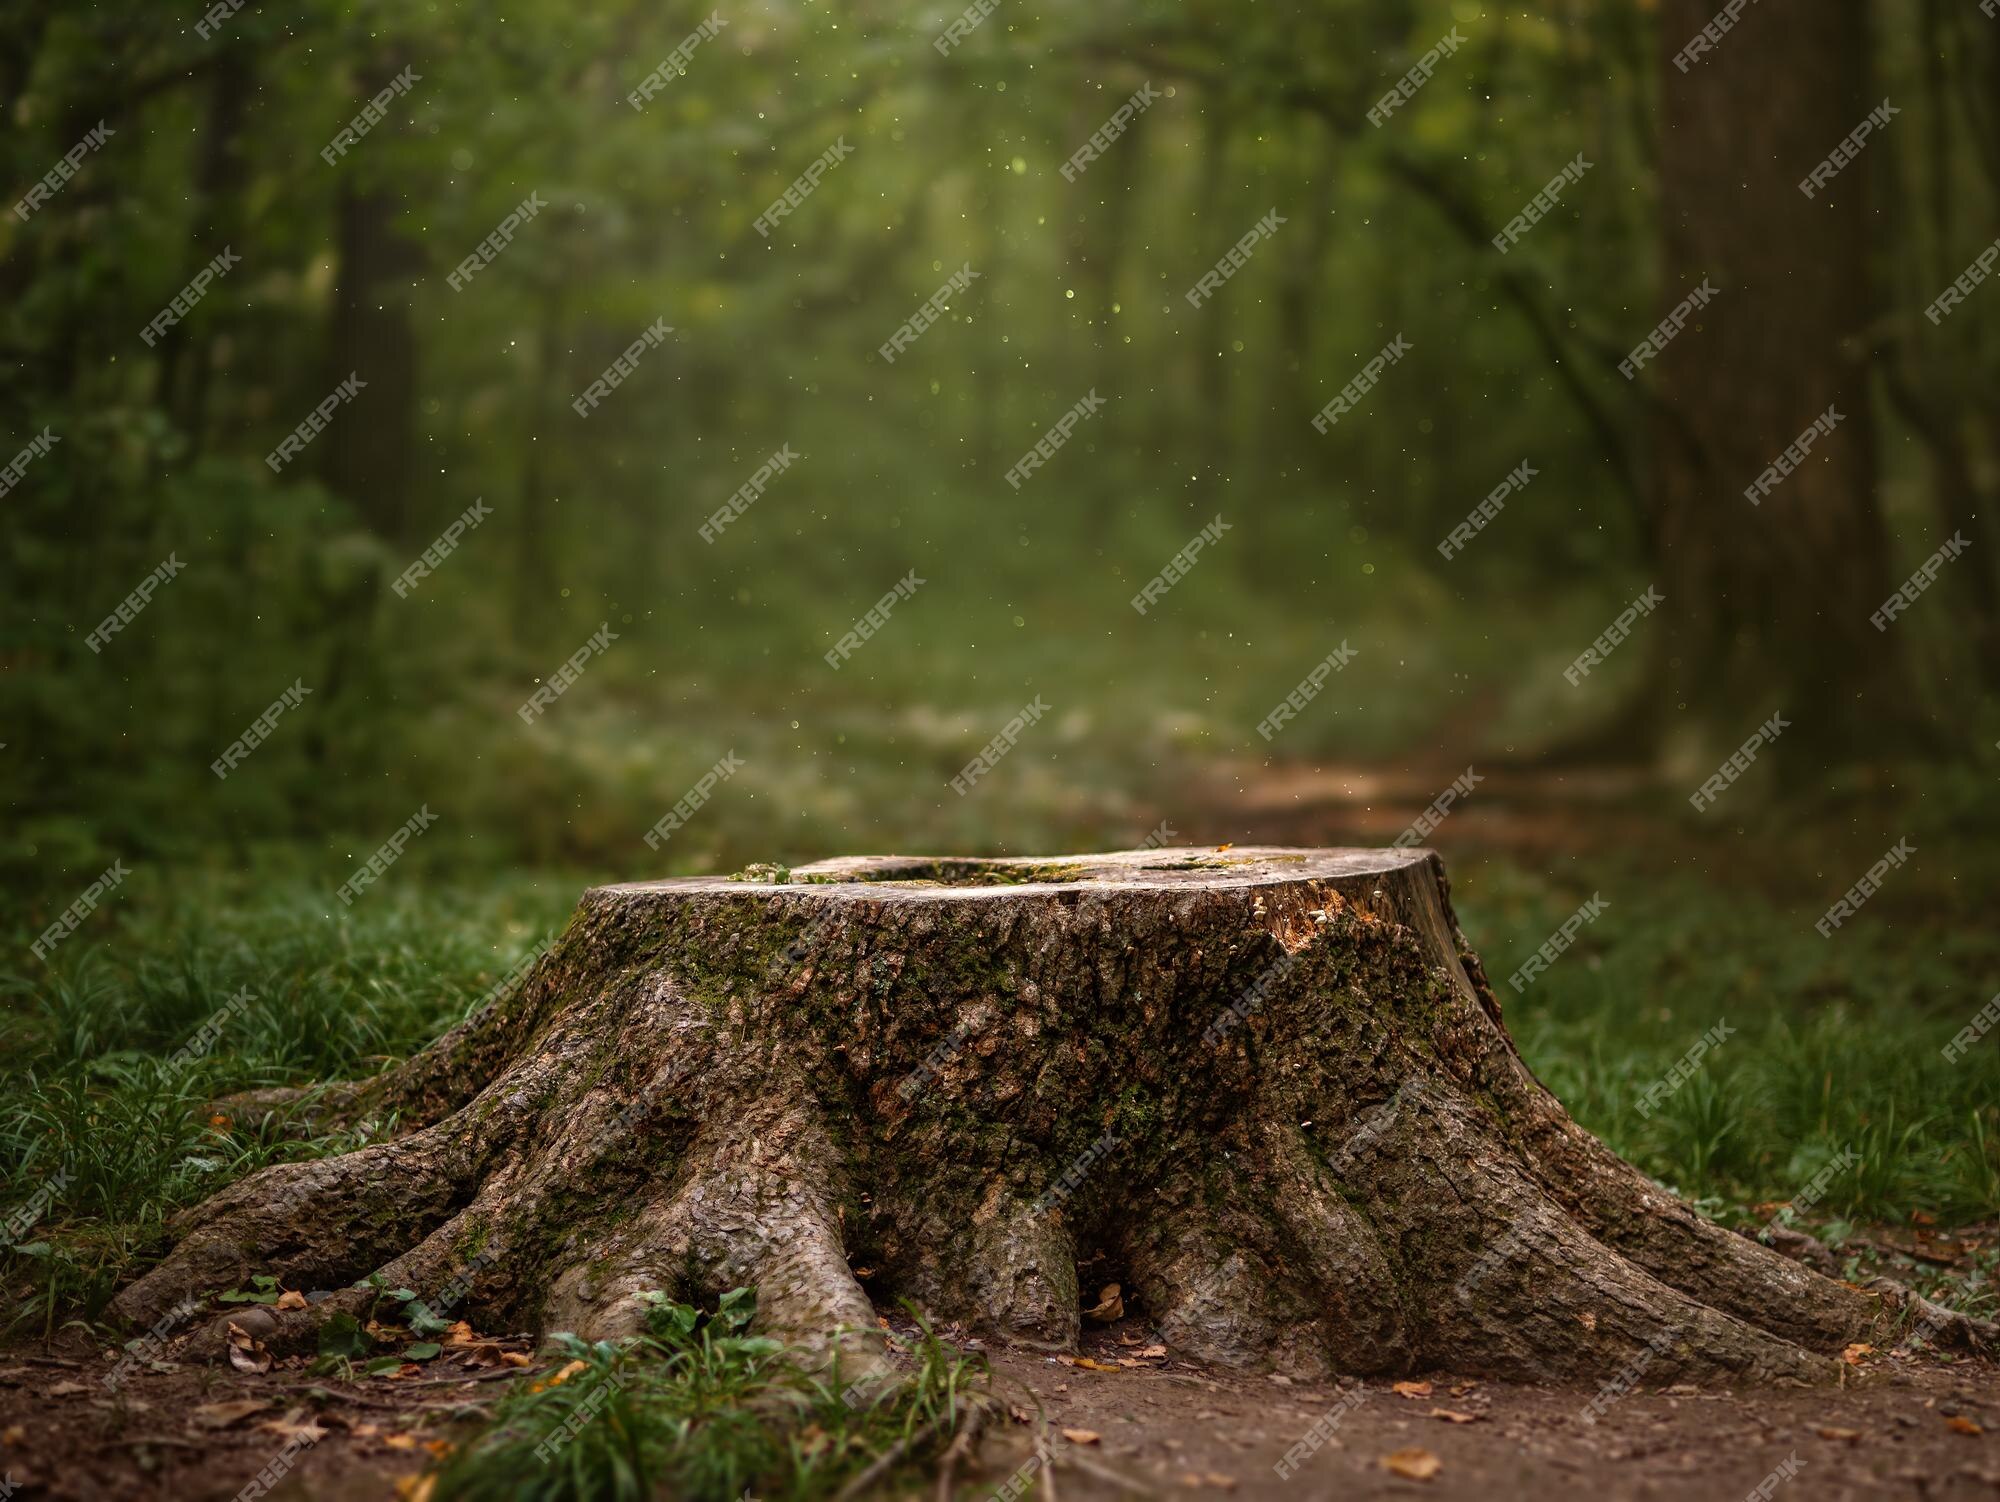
[3,1309,1994,1500]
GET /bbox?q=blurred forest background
[4,0,2000,1330]
[6,0,1998,884]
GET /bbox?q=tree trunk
[114,848,1987,1384]
[1647,0,1928,761]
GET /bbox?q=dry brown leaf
[1083,1284,1124,1323]
[424,1438,455,1458]
[444,1321,477,1345]
[393,1473,436,1502]
[1946,1415,1984,1436]
[191,1398,272,1430]
[1817,1427,1861,1443]
[257,1411,329,1444]
[500,1351,532,1368]
[1116,1332,1141,1346]
[1073,1357,1122,1372]
[1008,1403,1034,1425]
[549,1359,589,1386]
[1391,1380,1433,1399]
[1061,1428,1101,1445]
[1381,1447,1442,1481]
[1053,1354,1078,1366]
[274,1289,308,1311]
[1136,1344,1168,1358]
[382,1433,421,1451]
[225,1324,272,1375]
[1,1424,24,1444]
[1841,1342,1873,1365]
[47,1380,90,1397]
[1202,1475,1237,1491]
[1426,1408,1480,1424]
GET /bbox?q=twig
[1036,1424,1058,1502]
[386,1365,536,1388]
[935,1397,990,1501]
[19,1355,87,1368]
[1058,1446,1155,1497]
[112,1435,204,1450]
[832,1412,949,1502]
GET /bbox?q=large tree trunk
[114,848,1987,1384]
[1645,0,1928,762]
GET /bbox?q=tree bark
[115,848,1989,1384]
[1646,0,1929,761]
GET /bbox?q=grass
[427,1287,987,1502]
[1466,855,2000,1234]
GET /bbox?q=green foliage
[1483,852,2000,1227]
[428,1288,986,1502]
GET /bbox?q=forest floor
[2,1299,1996,1500]
[3,755,1997,1498]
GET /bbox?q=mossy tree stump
[115,848,1989,1384]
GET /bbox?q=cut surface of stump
[114,848,1990,1385]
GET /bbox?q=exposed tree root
[116,848,1994,1387]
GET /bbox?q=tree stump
[115,848,1988,1384]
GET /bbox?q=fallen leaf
[1817,1427,1861,1443]
[1947,1415,1984,1436]
[1008,1403,1033,1425]
[382,1433,420,1451]
[208,1113,231,1131]
[257,1412,329,1444]
[1449,1383,1479,1397]
[393,1473,436,1502]
[192,1398,273,1430]
[403,1342,443,1362]
[1203,1476,1237,1491]
[225,1324,272,1375]
[1136,1345,1168,1358]
[500,1352,532,1368]
[1842,1343,1873,1365]
[1426,1408,1480,1424]
[1054,1355,1078,1366]
[1,1424,24,1444]
[548,1359,589,1386]
[423,1438,455,1458]
[1391,1380,1434,1399]
[47,1380,90,1397]
[1381,1447,1442,1481]
[1061,1428,1101,1445]
[445,1321,477,1346]
[1074,1357,1122,1372]
[274,1290,308,1311]
[1083,1284,1124,1323]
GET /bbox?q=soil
[2,1306,1993,1500]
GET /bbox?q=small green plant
[428,1288,987,1502]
